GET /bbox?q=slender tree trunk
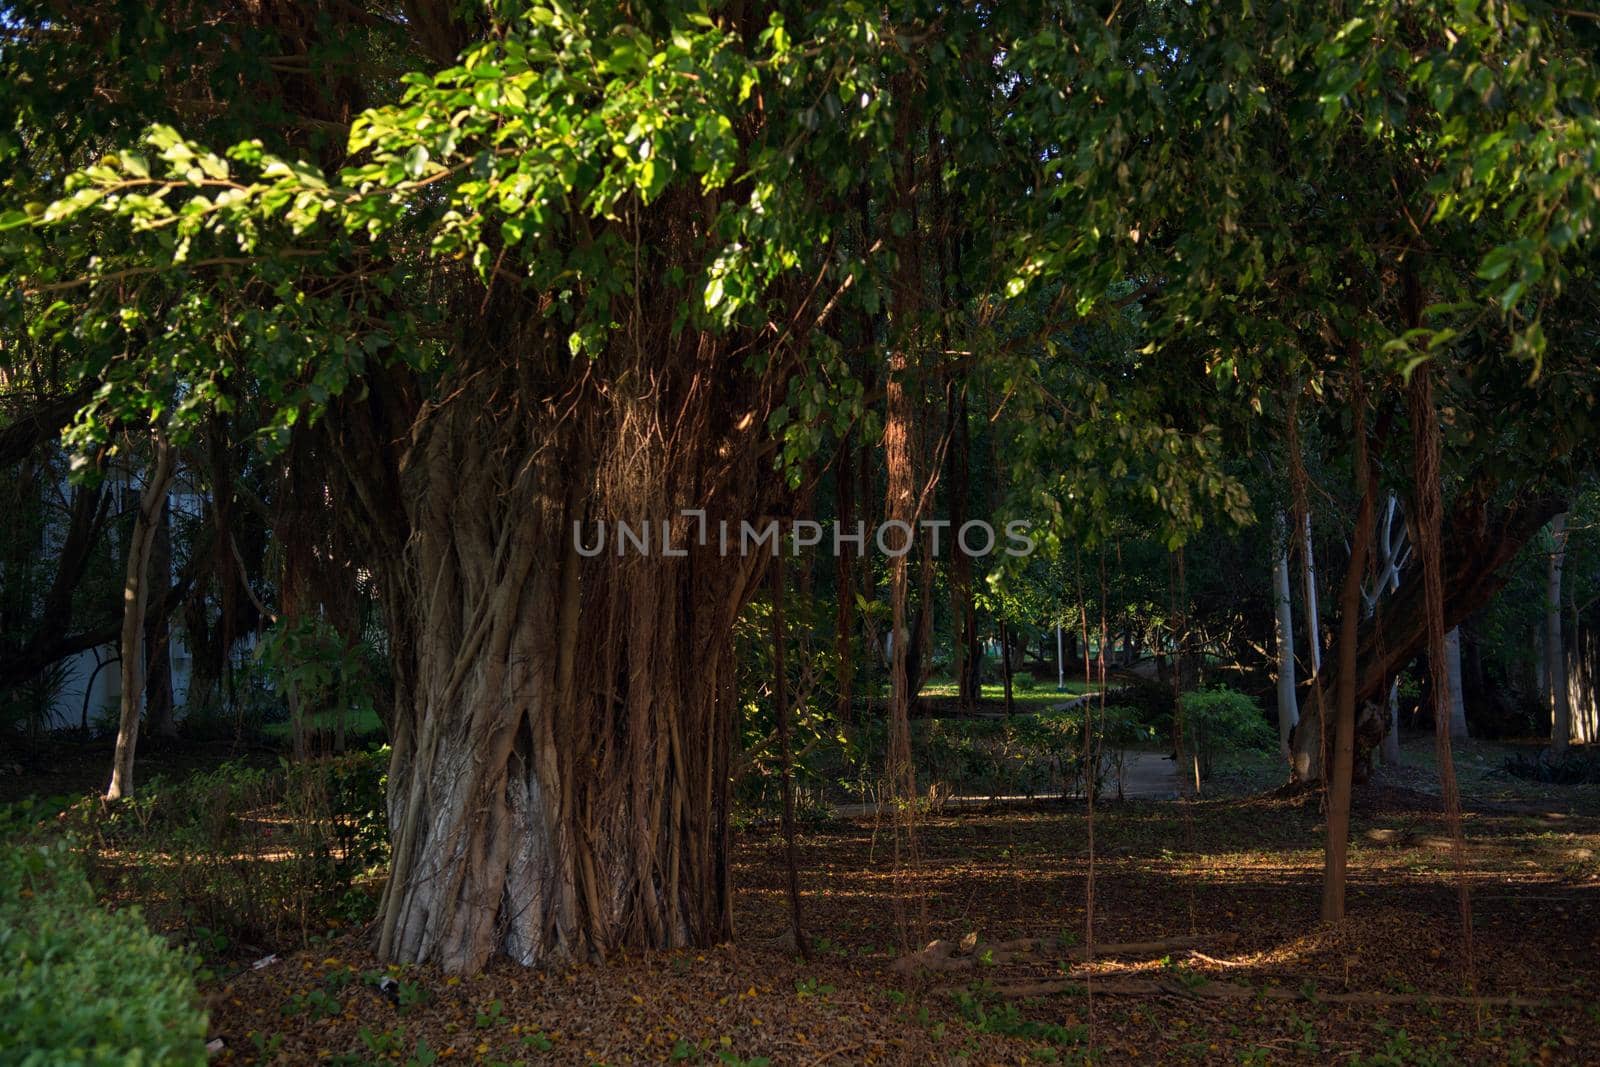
[1547,512,1570,753]
[1056,624,1066,691]
[771,553,807,957]
[884,337,916,802]
[1444,627,1468,739]
[999,622,1015,715]
[882,108,922,806]
[145,496,177,739]
[107,438,177,800]
[1570,622,1597,745]
[1321,367,1375,924]
[834,442,855,724]
[1370,493,1405,765]
[1302,511,1323,679]
[1534,623,1547,703]
[1408,351,1476,984]
[1272,512,1299,760]
[948,389,980,710]
[1381,680,1403,765]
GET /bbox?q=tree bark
[1272,512,1299,760]
[365,346,772,972]
[1301,511,1323,679]
[1290,488,1562,781]
[1547,512,1570,753]
[107,438,177,800]
[1569,622,1597,745]
[1443,627,1468,739]
[770,553,807,957]
[999,621,1015,715]
[1367,493,1406,765]
[834,442,855,724]
[884,343,916,798]
[1321,366,1375,924]
[948,387,980,710]
[145,496,177,739]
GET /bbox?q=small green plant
[250,1031,286,1059]
[475,997,506,1028]
[794,976,835,998]
[952,982,1087,1050]
[1161,956,1208,990]
[396,977,429,1013]
[1355,1024,1459,1067]
[360,1025,406,1055]
[811,936,850,958]
[405,1037,440,1067]
[282,986,343,1018]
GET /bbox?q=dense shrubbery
[0,836,208,1066]
[61,748,389,952]
[730,667,1270,819]
[735,701,1158,817]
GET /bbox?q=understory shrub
[912,704,1153,801]
[0,838,208,1066]
[64,747,389,952]
[1178,687,1274,778]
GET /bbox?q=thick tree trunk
[1272,512,1299,760]
[107,439,177,800]
[1547,513,1570,753]
[370,354,770,972]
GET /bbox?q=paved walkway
[829,688,1181,818]
[831,751,1179,818]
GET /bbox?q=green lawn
[259,706,385,744]
[916,678,1097,712]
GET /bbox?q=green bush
[0,839,208,1066]
[1178,687,1274,778]
[67,747,390,949]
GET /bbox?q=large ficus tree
[0,0,1053,971]
[3,0,1597,968]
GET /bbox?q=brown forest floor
[205,745,1600,1066]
